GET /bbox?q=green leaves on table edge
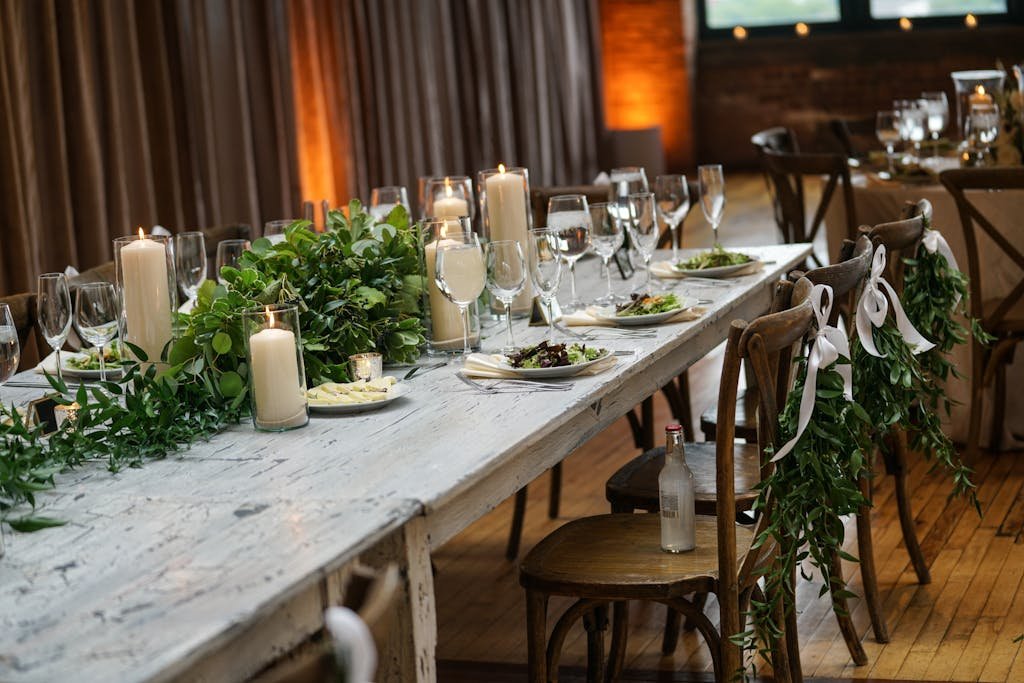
[1,202,426,533]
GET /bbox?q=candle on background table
[969,85,993,106]
[424,232,468,347]
[249,308,307,429]
[432,179,470,219]
[482,164,532,311]
[120,230,173,364]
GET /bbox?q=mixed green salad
[615,292,681,317]
[65,344,122,370]
[675,244,752,271]
[506,341,606,369]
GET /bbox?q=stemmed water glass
[968,102,1001,165]
[175,231,207,301]
[654,174,690,264]
[216,239,251,284]
[484,240,526,353]
[609,167,648,254]
[528,228,563,341]
[698,165,726,246]
[435,234,485,363]
[547,194,591,312]
[626,192,660,294]
[369,186,410,220]
[920,91,949,157]
[589,203,624,305]
[37,273,72,383]
[876,110,901,175]
[894,99,926,158]
[0,303,20,387]
[74,282,119,382]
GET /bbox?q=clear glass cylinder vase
[113,233,177,366]
[477,165,533,314]
[951,69,1006,141]
[420,217,481,355]
[243,303,309,432]
[424,176,475,223]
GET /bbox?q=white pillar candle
[483,165,532,311]
[249,320,307,428]
[424,237,468,347]
[433,181,469,219]
[120,233,173,364]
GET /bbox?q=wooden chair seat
[519,514,753,599]
[605,442,762,514]
[700,389,758,442]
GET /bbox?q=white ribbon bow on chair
[772,283,853,462]
[922,228,962,306]
[855,245,935,358]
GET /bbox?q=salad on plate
[674,245,752,271]
[506,342,607,369]
[615,292,681,317]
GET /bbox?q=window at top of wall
[704,0,841,29]
[869,0,1007,19]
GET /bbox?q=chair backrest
[0,292,42,371]
[940,167,1024,330]
[795,234,874,328]
[201,224,253,258]
[828,116,876,159]
[751,127,799,155]
[529,185,608,231]
[69,261,117,289]
[862,207,928,293]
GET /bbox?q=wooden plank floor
[432,175,1024,681]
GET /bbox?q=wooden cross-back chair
[520,278,816,683]
[940,167,1024,454]
[0,292,43,371]
[829,116,877,160]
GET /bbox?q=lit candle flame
[965,13,978,28]
[498,163,506,174]
[794,22,809,37]
[732,26,747,40]
[898,16,912,31]
[267,306,275,328]
[138,227,145,240]
[445,177,454,198]
[977,85,986,96]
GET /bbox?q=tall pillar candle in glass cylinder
[478,165,532,313]
[243,304,309,431]
[951,70,1005,141]
[420,216,481,355]
[425,176,474,221]
[114,231,176,365]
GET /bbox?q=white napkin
[151,225,172,237]
[651,259,764,280]
[561,305,705,327]
[324,606,376,683]
[64,265,80,278]
[462,352,617,379]
[592,172,610,186]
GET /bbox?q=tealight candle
[432,180,470,219]
[349,353,383,382]
[245,305,308,431]
[969,85,993,106]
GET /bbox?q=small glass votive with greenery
[242,303,308,432]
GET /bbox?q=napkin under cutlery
[461,353,617,379]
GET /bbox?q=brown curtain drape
[291,0,605,205]
[0,0,301,297]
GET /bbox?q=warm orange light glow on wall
[899,16,913,31]
[599,0,693,168]
[795,22,810,37]
[733,26,748,41]
[965,13,978,28]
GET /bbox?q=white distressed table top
[0,243,810,682]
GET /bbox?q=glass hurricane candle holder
[425,176,474,222]
[349,353,383,382]
[243,304,309,432]
[420,217,481,355]
[476,165,533,314]
[113,232,177,366]
[951,69,1005,141]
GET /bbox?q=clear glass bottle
[659,424,696,553]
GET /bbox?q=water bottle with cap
[659,423,696,552]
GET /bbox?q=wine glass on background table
[484,240,526,353]
[698,164,726,247]
[894,99,926,159]
[528,228,563,342]
[175,231,207,301]
[547,194,592,312]
[968,102,1001,165]
[369,186,410,221]
[74,282,119,382]
[216,239,251,284]
[920,91,949,157]
[37,273,72,383]
[589,202,624,305]
[435,235,485,363]
[876,110,901,175]
[609,167,648,255]
[626,192,660,294]
[0,303,20,387]
[654,174,689,264]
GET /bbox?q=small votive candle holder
[349,353,383,382]
[242,303,309,432]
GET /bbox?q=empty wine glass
[485,240,526,353]
[37,272,72,383]
[528,228,563,341]
[435,235,485,363]
[547,194,592,312]
[369,186,410,220]
[921,91,949,156]
[698,165,726,246]
[589,203,624,305]
[895,99,927,158]
[175,231,207,301]
[74,282,119,382]
[263,219,297,244]
[0,303,20,387]
[654,174,690,264]
[216,239,251,284]
[967,102,1001,165]
[626,192,660,294]
[609,167,648,254]
[876,110,901,174]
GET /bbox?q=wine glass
[894,99,927,158]
[74,282,119,382]
[484,240,526,353]
[175,231,207,301]
[876,110,901,175]
[369,186,410,220]
[968,102,1001,164]
[37,273,72,383]
[698,165,726,247]
[547,194,592,312]
[528,228,563,341]
[589,202,624,305]
[921,91,949,156]
[0,303,20,387]
[215,239,251,284]
[435,235,485,363]
[263,219,297,244]
[626,192,660,294]
[654,174,690,264]
[609,167,648,252]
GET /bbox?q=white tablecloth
[825,174,1024,448]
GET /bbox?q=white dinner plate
[673,255,758,278]
[60,353,124,379]
[499,349,611,379]
[308,382,410,414]
[590,296,698,326]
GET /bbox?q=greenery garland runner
[1,203,426,533]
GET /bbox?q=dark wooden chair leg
[607,601,629,682]
[857,475,889,643]
[641,396,655,450]
[967,341,986,459]
[548,463,562,519]
[507,487,528,560]
[583,604,609,683]
[829,550,868,665]
[625,409,644,449]
[991,360,1007,452]
[677,371,694,442]
[526,590,549,683]
[682,591,708,632]
[661,608,682,655]
[890,429,932,584]
[786,566,803,682]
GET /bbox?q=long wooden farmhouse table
[0,243,811,682]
